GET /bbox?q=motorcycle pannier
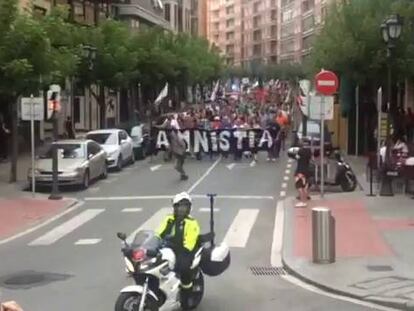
[200,243,230,276]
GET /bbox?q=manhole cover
[366,265,394,272]
[0,271,72,289]
[250,266,287,276]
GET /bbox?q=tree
[79,19,139,128]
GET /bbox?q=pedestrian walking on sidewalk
[169,124,188,181]
[0,113,10,161]
[65,116,76,139]
[294,143,312,207]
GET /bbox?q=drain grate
[366,265,394,272]
[0,271,72,289]
[250,266,287,276]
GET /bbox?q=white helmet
[172,192,192,218]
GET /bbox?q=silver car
[28,140,108,189]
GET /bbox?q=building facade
[206,0,278,67]
[163,0,192,33]
[191,0,207,37]
[277,0,329,63]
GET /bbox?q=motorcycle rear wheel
[114,292,158,311]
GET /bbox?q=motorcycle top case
[200,243,230,276]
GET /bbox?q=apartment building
[191,0,207,37]
[163,0,192,33]
[207,0,278,67]
[277,0,329,63]
[112,0,171,31]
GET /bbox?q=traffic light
[47,84,61,120]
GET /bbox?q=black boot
[180,287,193,309]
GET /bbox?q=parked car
[28,140,107,189]
[86,129,134,170]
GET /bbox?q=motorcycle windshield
[132,230,162,252]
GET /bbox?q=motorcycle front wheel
[340,171,357,192]
[114,292,158,311]
[182,270,205,310]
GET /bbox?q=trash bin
[312,207,335,264]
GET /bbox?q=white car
[86,129,134,170]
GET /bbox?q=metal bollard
[312,207,335,264]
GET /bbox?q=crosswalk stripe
[122,208,143,213]
[127,208,170,243]
[223,209,259,248]
[29,209,104,246]
[150,165,162,171]
[199,208,220,212]
[75,238,102,245]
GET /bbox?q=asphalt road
[0,153,385,311]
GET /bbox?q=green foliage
[310,0,414,85]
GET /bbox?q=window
[270,25,277,37]
[253,44,262,56]
[74,97,81,123]
[253,30,261,41]
[253,2,260,13]
[226,31,235,40]
[226,44,235,54]
[226,18,234,28]
[214,22,219,31]
[270,9,277,20]
[302,15,314,32]
[281,23,294,38]
[41,144,85,159]
[86,133,118,145]
[302,0,315,12]
[270,40,277,53]
[164,3,170,21]
[281,39,295,53]
[253,16,260,28]
[87,142,101,156]
[302,34,314,50]
[226,5,234,15]
[33,5,47,18]
[282,9,293,22]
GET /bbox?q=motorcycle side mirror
[117,232,127,241]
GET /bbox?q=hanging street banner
[150,128,280,154]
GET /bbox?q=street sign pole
[30,95,36,197]
[320,96,325,198]
[377,87,382,175]
[315,70,339,199]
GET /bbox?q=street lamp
[379,14,403,196]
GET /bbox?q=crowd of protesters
[155,94,291,164]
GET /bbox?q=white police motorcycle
[115,195,230,311]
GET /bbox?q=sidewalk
[0,154,32,198]
[283,190,414,310]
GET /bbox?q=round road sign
[315,70,339,95]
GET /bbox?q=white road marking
[281,182,288,189]
[150,165,162,171]
[0,200,84,246]
[84,195,274,201]
[85,195,174,201]
[29,209,104,246]
[122,208,143,213]
[288,159,293,163]
[283,176,290,181]
[223,209,259,248]
[287,163,292,168]
[127,208,170,243]
[285,169,291,174]
[226,163,236,170]
[88,187,100,193]
[102,178,117,184]
[199,208,220,212]
[75,238,101,245]
[281,275,399,311]
[280,191,286,197]
[250,161,256,167]
[271,200,284,267]
[187,156,222,193]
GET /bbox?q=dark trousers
[175,154,186,177]
[175,252,194,287]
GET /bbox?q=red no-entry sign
[315,70,339,96]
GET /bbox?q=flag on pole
[210,80,220,102]
[154,83,168,106]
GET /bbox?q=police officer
[156,192,200,306]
